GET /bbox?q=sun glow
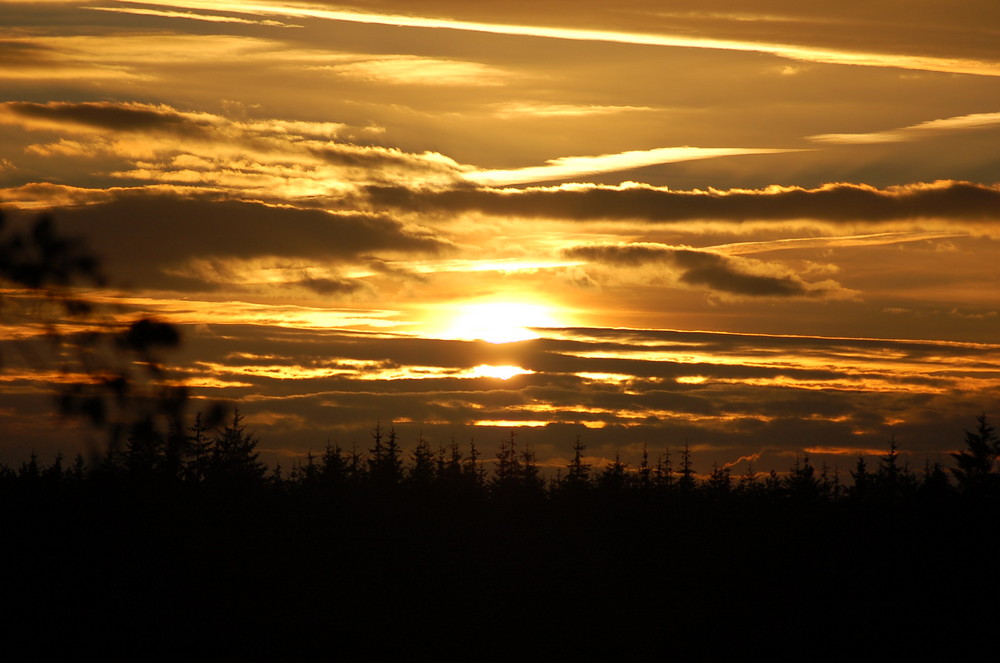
[472,364,534,380]
[435,299,566,344]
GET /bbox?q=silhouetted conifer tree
[269,463,283,486]
[561,436,591,494]
[951,414,999,493]
[18,451,40,481]
[785,454,821,502]
[824,463,844,501]
[70,453,86,481]
[207,408,266,486]
[707,462,732,496]
[302,450,320,484]
[438,439,462,486]
[161,420,186,481]
[491,431,523,496]
[94,445,122,480]
[874,434,916,502]
[850,456,872,501]
[185,411,212,483]
[920,458,951,498]
[124,417,165,477]
[435,444,448,479]
[879,435,901,478]
[42,452,64,482]
[367,422,403,487]
[677,442,696,493]
[635,443,652,492]
[598,450,628,494]
[347,441,366,485]
[463,439,486,494]
[320,442,349,487]
[654,448,674,492]
[520,444,546,496]
[738,463,757,495]
[463,439,479,477]
[286,460,303,484]
[409,433,437,490]
[764,469,782,494]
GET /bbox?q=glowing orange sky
[1,0,998,471]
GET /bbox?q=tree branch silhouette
[0,210,194,452]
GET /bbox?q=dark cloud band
[564,243,816,297]
[365,180,1000,222]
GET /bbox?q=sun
[471,364,534,380]
[436,299,565,344]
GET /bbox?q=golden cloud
[121,0,1000,76]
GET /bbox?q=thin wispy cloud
[465,147,797,186]
[491,103,658,119]
[707,231,969,255]
[0,33,272,67]
[117,0,1000,76]
[89,5,298,27]
[314,56,510,87]
[811,111,1000,144]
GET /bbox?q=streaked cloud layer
[115,0,1000,76]
[0,0,997,471]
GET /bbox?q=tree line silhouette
[5,410,999,660]
[5,409,996,503]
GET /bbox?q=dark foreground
[6,476,999,662]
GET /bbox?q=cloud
[6,311,998,467]
[707,231,968,256]
[365,180,1000,223]
[160,321,983,396]
[465,146,798,186]
[87,5,299,27]
[3,193,450,291]
[1,100,365,145]
[810,111,1000,144]
[0,40,57,67]
[491,103,658,119]
[120,0,1000,77]
[0,100,465,200]
[1,100,219,135]
[545,325,1000,370]
[135,321,1000,461]
[292,275,364,296]
[562,242,832,297]
[316,56,510,86]
[0,33,268,82]
[883,306,999,321]
[0,183,122,209]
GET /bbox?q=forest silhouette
[3,212,1000,660]
[5,410,1000,660]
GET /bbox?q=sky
[1,0,998,475]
